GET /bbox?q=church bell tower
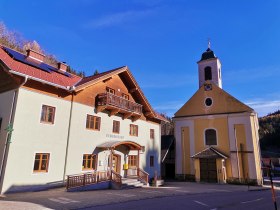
[197,42,222,89]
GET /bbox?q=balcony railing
[97,92,142,115]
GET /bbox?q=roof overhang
[191,147,227,159]
[97,140,142,150]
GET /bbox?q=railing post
[66,176,69,190]
[83,173,86,186]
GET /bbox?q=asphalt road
[0,182,278,210]
[84,190,277,210]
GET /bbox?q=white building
[0,46,163,194]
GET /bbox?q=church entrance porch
[200,158,217,182]
[192,147,227,183]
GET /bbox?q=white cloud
[245,99,280,117]
[154,101,184,117]
[84,9,156,29]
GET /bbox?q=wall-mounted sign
[106,134,124,139]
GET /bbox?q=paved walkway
[0,182,271,210]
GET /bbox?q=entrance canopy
[191,147,227,159]
[97,140,142,150]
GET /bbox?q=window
[122,93,129,100]
[150,129,155,139]
[106,87,115,94]
[204,66,212,80]
[128,155,138,168]
[129,124,138,136]
[205,129,217,145]
[82,154,97,170]
[205,98,213,106]
[40,105,55,124]
[150,156,154,167]
[33,153,50,173]
[86,115,101,130]
[113,120,120,133]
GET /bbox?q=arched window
[204,66,212,80]
[205,129,217,145]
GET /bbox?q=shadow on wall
[142,147,160,183]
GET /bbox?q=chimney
[58,62,68,72]
[26,49,45,62]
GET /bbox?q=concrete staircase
[121,177,144,189]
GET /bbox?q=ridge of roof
[75,66,126,87]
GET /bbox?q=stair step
[121,182,144,189]
[121,177,144,189]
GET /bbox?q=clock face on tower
[204,84,212,91]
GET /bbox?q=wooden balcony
[96,92,143,120]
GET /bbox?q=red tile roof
[0,46,81,89]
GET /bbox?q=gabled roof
[0,45,81,89]
[191,147,227,159]
[174,82,254,118]
[75,66,125,87]
[75,66,157,119]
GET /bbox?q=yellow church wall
[250,115,263,183]
[216,159,225,183]
[234,124,249,179]
[225,159,233,179]
[181,127,191,174]
[194,159,200,182]
[194,117,230,155]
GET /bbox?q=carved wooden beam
[132,115,141,122]
[96,106,106,113]
[144,111,153,116]
[123,112,133,120]
[110,108,120,116]
[103,77,112,83]
[129,87,138,93]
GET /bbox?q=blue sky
[1,0,279,117]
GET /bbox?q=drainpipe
[62,88,75,185]
[0,75,28,194]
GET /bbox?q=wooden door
[200,158,217,182]
[112,154,120,173]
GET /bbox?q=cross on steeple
[208,38,211,49]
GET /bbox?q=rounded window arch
[205,129,217,146]
[204,66,212,81]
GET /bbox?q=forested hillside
[259,110,280,153]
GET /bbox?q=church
[173,45,262,184]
